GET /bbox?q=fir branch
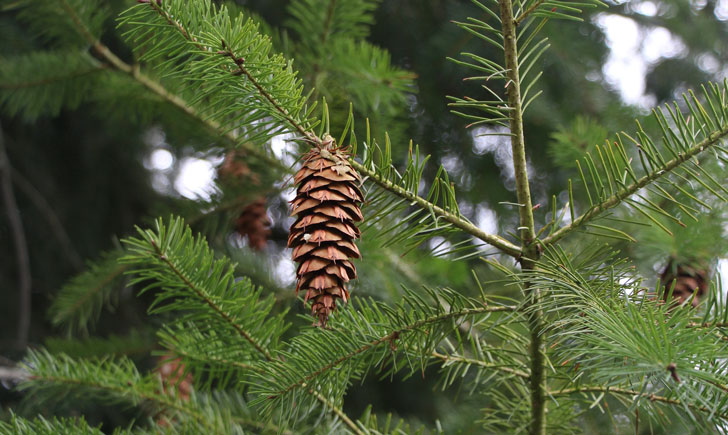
[287,0,379,43]
[49,250,127,334]
[121,217,286,364]
[542,123,728,247]
[250,287,516,427]
[499,0,535,248]
[48,0,287,170]
[550,386,728,420]
[524,245,728,427]
[306,387,365,435]
[431,351,530,379]
[152,242,274,361]
[166,344,262,374]
[513,0,604,25]
[122,0,313,143]
[0,51,106,120]
[217,44,312,140]
[514,0,546,25]
[265,305,510,398]
[350,160,521,257]
[18,350,286,434]
[0,412,106,435]
[0,65,105,90]
[145,0,311,138]
[128,0,487,262]
[10,0,107,48]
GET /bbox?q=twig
[305,385,365,435]
[0,125,32,349]
[0,365,29,382]
[549,385,728,419]
[351,160,522,258]
[431,351,530,379]
[271,305,513,396]
[541,125,728,247]
[514,0,546,26]
[58,0,287,172]
[10,168,83,270]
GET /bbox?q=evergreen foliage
[49,249,127,334]
[2,0,728,433]
[0,412,105,435]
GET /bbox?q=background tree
[1,0,728,433]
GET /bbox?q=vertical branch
[0,125,32,349]
[498,2,545,434]
[499,2,535,245]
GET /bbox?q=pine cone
[218,150,260,186]
[660,260,710,308]
[288,137,363,327]
[235,197,271,250]
[155,354,193,426]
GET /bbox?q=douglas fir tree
[1,0,728,434]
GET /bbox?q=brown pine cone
[218,150,260,186]
[288,136,363,327]
[235,198,271,251]
[660,260,710,308]
[155,354,193,426]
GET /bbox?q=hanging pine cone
[288,136,363,327]
[235,197,271,250]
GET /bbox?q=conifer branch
[54,0,286,171]
[169,347,262,374]
[320,0,338,45]
[541,124,728,247]
[305,386,365,435]
[149,240,275,362]
[59,0,517,263]
[218,45,313,141]
[514,0,546,25]
[53,264,127,326]
[269,306,510,397]
[687,321,728,328]
[130,0,511,261]
[28,372,283,433]
[350,160,522,257]
[0,65,106,90]
[19,351,290,433]
[499,1,544,434]
[142,1,314,140]
[431,351,530,379]
[550,386,728,419]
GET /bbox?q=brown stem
[10,168,83,270]
[0,125,31,349]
